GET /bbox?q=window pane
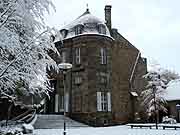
[74,72,82,84]
[75,48,80,64]
[100,48,107,64]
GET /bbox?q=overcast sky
[45,0,180,73]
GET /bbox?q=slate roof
[59,8,111,40]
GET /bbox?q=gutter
[129,51,141,84]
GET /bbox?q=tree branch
[0,9,15,28]
[0,30,48,78]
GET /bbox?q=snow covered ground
[34,125,180,135]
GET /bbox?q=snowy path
[34,125,180,135]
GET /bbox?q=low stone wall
[70,112,113,127]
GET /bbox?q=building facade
[45,5,147,126]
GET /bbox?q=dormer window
[50,35,55,42]
[75,24,83,35]
[98,24,106,34]
[60,29,68,38]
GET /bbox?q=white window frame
[107,92,111,112]
[101,92,107,111]
[97,91,111,112]
[97,92,102,111]
[75,48,80,64]
[100,48,107,64]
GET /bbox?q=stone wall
[111,29,147,123]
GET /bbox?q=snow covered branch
[0,0,59,99]
[0,30,48,79]
[141,68,179,113]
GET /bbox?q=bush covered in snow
[0,127,23,135]
[22,123,34,134]
[162,116,177,124]
[0,123,34,135]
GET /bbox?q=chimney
[105,5,112,32]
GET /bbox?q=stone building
[45,5,147,126]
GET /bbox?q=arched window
[75,24,84,35]
[60,29,68,38]
[98,24,106,34]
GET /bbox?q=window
[99,72,108,84]
[100,48,107,64]
[101,92,107,111]
[60,29,68,38]
[75,25,83,35]
[75,48,80,64]
[74,72,82,84]
[61,51,66,62]
[97,92,111,112]
[98,24,106,34]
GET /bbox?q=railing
[1,109,37,126]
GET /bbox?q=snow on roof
[58,9,111,40]
[62,9,104,29]
[164,80,180,101]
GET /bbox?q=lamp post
[58,63,72,135]
[152,84,158,129]
[176,104,180,122]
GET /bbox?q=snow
[58,10,111,40]
[164,80,180,101]
[0,0,58,99]
[0,124,23,135]
[34,125,180,135]
[22,123,34,134]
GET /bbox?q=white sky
[45,0,180,73]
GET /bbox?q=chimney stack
[105,5,112,32]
